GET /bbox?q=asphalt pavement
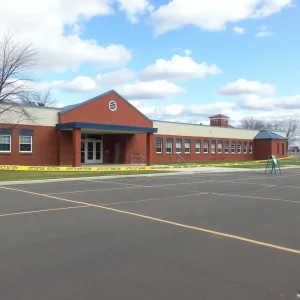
[1,169,300,300]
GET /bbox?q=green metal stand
[265,155,281,174]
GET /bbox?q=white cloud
[239,94,300,110]
[218,79,276,96]
[187,102,238,117]
[184,49,192,55]
[96,69,136,87]
[150,0,292,34]
[58,62,188,99]
[255,25,272,37]
[163,104,185,116]
[54,103,66,108]
[117,0,153,23]
[0,0,132,72]
[129,95,300,125]
[115,80,185,100]
[139,55,221,81]
[233,26,245,34]
[62,76,97,92]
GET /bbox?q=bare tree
[20,88,56,107]
[240,117,266,130]
[272,118,300,147]
[0,29,47,123]
[240,116,300,147]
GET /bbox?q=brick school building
[0,90,287,167]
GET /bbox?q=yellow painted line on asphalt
[49,173,300,195]
[0,205,89,218]
[211,192,300,205]
[223,173,300,182]
[101,192,209,206]
[223,181,300,189]
[48,180,216,195]
[1,186,300,255]
[49,185,145,195]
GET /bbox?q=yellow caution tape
[0,156,292,172]
[0,165,201,172]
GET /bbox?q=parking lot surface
[1,169,300,299]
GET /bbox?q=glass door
[81,141,85,164]
[95,142,102,161]
[87,141,94,162]
[85,140,103,164]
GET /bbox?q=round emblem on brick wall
[109,100,117,111]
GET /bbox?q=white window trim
[195,141,201,154]
[237,142,242,154]
[19,136,33,153]
[243,142,247,154]
[166,140,172,154]
[176,139,182,154]
[0,135,11,153]
[156,142,162,154]
[211,141,216,154]
[231,142,236,154]
[204,141,209,154]
[185,140,191,154]
[225,141,229,154]
[218,141,223,154]
[249,143,253,154]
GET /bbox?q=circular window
[109,100,117,111]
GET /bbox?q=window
[0,135,11,152]
[156,137,163,154]
[185,139,191,153]
[225,141,229,154]
[20,136,32,152]
[237,141,242,154]
[243,142,247,154]
[211,140,216,154]
[249,142,253,154]
[218,141,223,154]
[19,130,33,153]
[214,120,218,124]
[277,143,279,155]
[204,140,209,154]
[231,141,236,154]
[282,143,285,155]
[166,138,173,154]
[176,138,182,153]
[195,139,201,154]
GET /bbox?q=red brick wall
[0,124,58,166]
[57,130,73,165]
[152,135,254,163]
[253,140,272,160]
[102,134,128,164]
[60,92,152,128]
[254,140,287,160]
[125,133,147,164]
[0,123,287,166]
[210,119,229,128]
[272,140,287,158]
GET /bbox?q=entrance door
[81,141,85,164]
[85,140,103,164]
[115,142,121,164]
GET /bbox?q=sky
[1,0,300,126]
